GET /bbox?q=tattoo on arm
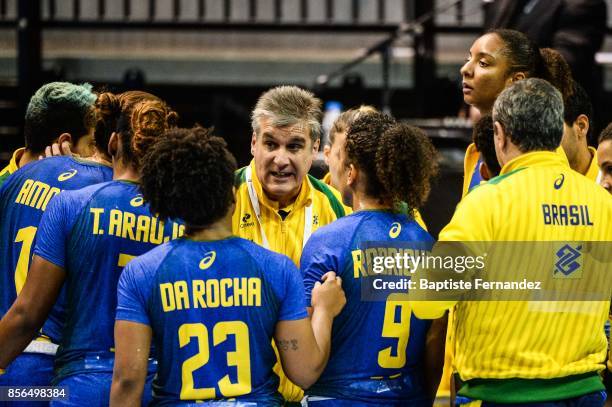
[277,339,299,351]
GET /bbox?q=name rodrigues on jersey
[351,247,428,279]
[89,208,184,243]
[542,204,593,226]
[160,277,262,311]
[14,179,61,211]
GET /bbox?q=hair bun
[539,48,573,101]
[95,92,121,118]
[131,100,170,158]
[166,110,180,128]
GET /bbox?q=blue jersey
[116,237,308,406]
[301,210,434,405]
[0,156,112,342]
[33,180,183,379]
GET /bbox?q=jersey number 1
[179,321,252,400]
[14,226,37,294]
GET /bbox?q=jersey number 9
[378,297,411,369]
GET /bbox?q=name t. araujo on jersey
[32,179,183,380]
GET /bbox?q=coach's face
[251,117,319,207]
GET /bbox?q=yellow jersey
[416,151,612,402]
[462,143,570,197]
[233,160,350,401]
[0,148,24,186]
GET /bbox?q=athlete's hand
[41,141,74,159]
[311,271,346,317]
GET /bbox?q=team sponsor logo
[199,251,216,270]
[240,213,255,228]
[313,215,319,226]
[57,169,78,181]
[389,222,401,238]
[130,195,144,207]
[553,173,565,190]
[553,243,583,278]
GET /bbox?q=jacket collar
[500,150,568,175]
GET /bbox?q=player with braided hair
[301,112,446,406]
[0,94,182,406]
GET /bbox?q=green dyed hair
[24,82,97,152]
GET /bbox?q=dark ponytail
[539,47,574,102]
[490,29,574,100]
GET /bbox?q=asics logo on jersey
[199,251,216,270]
[130,195,144,207]
[57,169,78,181]
[554,174,565,190]
[554,244,582,277]
[389,222,401,238]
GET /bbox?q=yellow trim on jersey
[415,150,612,383]
[0,147,25,178]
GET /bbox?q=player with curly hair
[300,112,446,406]
[0,93,182,406]
[110,126,346,406]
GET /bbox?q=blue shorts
[0,352,54,407]
[50,371,155,407]
[454,391,607,407]
[51,356,156,407]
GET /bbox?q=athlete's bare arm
[275,272,346,389]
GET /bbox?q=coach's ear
[250,132,257,156]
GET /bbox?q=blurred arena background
[1,0,612,237]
